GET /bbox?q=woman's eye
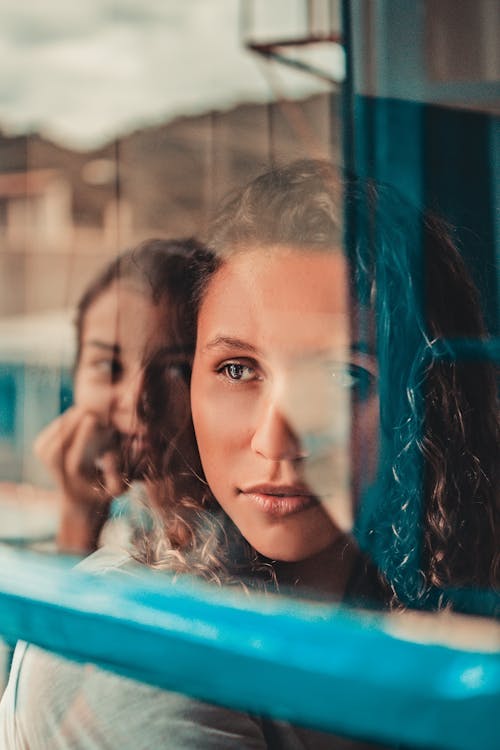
[93,359,123,380]
[330,364,376,399]
[218,362,256,382]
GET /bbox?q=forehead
[81,281,171,352]
[198,247,349,353]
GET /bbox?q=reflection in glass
[0,3,498,749]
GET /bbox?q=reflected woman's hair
[143,160,499,610]
[75,237,203,367]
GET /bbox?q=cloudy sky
[0,0,342,149]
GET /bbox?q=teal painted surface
[350,96,498,336]
[0,366,17,438]
[0,361,72,481]
[0,547,498,750]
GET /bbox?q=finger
[63,413,103,481]
[34,406,90,463]
[34,406,78,452]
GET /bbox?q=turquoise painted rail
[0,546,498,750]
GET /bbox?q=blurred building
[0,92,338,317]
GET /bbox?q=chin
[251,536,328,563]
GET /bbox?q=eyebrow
[203,336,260,355]
[204,336,376,359]
[84,340,120,354]
[351,340,376,357]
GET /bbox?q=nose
[250,399,305,462]
[111,369,145,433]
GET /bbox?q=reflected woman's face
[191,247,379,562]
[75,281,171,442]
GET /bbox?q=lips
[238,483,318,517]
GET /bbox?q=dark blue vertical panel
[0,365,17,438]
[423,104,498,335]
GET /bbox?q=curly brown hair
[141,161,499,611]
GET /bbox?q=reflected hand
[34,406,127,553]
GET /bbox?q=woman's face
[74,280,171,450]
[191,247,379,563]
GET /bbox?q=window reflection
[0,2,498,749]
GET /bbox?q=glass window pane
[0,3,497,749]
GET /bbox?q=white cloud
[0,0,340,148]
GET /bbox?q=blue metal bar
[0,547,498,750]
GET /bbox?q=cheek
[351,396,380,479]
[190,369,218,465]
[191,370,253,478]
[73,368,112,417]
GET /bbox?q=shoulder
[75,545,141,576]
[2,640,267,749]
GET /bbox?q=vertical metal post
[340,0,355,176]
